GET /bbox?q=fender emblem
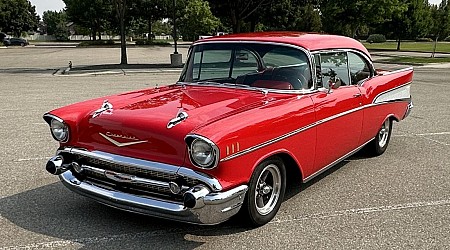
[104,170,134,183]
[99,132,148,147]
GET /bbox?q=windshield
[180,43,312,90]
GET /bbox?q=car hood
[49,84,284,166]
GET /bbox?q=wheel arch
[386,114,400,122]
[252,150,303,185]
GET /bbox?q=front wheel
[242,157,286,227]
[366,118,393,156]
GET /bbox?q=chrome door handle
[353,93,362,98]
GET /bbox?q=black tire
[242,157,286,227]
[366,118,393,156]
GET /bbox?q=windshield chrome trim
[179,41,317,94]
[177,81,318,95]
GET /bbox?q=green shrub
[366,34,386,43]
[415,37,433,42]
[444,36,450,42]
[78,40,115,46]
[135,40,170,46]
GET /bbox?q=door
[311,51,363,171]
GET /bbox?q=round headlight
[190,138,216,168]
[50,119,69,142]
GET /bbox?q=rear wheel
[366,118,393,156]
[243,157,286,227]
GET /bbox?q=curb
[53,67,183,76]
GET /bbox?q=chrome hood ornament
[167,108,189,129]
[92,100,113,118]
[99,132,148,147]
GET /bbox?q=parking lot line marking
[415,131,450,136]
[2,198,449,249]
[0,228,196,250]
[271,198,450,224]
[393,131,450,146]
[15,157,49,162]
[420,136,450,146]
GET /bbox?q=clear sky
[29,0,444,18]
[29,0,66,18]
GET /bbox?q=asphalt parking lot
[0,46,449,249]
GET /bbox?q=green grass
[363,41,450,53]
[378,56,450,65]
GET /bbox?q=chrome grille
[64,152,203,201]
[81,156,178,181]
[83,168,173,195]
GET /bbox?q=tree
[63,0,112,40]
[321,0,401,38]
[43,10,69,40]
[0,0,39,37]
[430,0,450,57]
[133,0,169,40]
[179,0,220,40]
[208,0,272,33]
[380,0,431,51]
[113,0,128,64]
[260,0,321,32]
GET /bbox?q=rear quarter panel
[359,68,413,144]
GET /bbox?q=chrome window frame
[310,49,375,89]
[179,41,317,94]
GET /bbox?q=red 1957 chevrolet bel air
[44,32,413,226]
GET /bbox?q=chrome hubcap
[254,164,281,215]
[378,119,390,148]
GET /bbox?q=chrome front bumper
[60,171,247,224]
[49,148,248,225]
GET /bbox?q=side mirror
[327,77,341,93]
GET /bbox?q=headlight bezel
[44,114,69,142]
[185,135,219,169]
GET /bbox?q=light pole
[170,0,182,66]
[173,0,178,54]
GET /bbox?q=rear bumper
[60,170,247,225]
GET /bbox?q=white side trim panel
[374,84,411,104]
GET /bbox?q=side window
[317,52,350,88]
[348,52,372,85]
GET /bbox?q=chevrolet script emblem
[99,132,147,147]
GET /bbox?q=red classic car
[44,32,413,226]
